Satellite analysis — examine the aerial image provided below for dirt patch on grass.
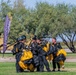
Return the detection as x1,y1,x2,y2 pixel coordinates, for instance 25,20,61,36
62,68,76,72
66,58,76,62
0,57,15,62
0,57,76,62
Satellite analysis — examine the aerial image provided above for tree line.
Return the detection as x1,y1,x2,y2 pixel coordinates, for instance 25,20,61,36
0,0,76,53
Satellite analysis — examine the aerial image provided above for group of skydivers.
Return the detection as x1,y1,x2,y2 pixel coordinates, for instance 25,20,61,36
12,35,65,73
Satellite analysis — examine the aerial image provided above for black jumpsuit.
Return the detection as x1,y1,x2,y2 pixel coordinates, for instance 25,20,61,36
12,42,25,72
50,43,62,71
37,44,51,72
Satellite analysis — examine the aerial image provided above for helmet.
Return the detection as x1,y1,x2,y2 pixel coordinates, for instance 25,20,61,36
21,35,26,40
17,35,26,42
32,35,37,40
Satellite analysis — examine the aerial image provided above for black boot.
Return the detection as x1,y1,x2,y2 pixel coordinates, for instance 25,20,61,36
47,68,51,72
52,69,55,72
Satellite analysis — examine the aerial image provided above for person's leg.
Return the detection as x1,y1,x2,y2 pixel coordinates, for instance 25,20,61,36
16,54,24,73
16,61,23,72
57,62,60,71
16,56,21,73
52,59,56,71
42,56,51,72
39,56,44,72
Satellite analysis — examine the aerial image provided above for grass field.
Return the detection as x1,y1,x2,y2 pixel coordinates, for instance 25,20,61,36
0,53,76,75
0,62,76,75
0,53,76,57
0,53,14,57
66,53,76,58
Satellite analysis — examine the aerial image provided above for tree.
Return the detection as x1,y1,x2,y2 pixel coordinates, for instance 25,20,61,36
9,0,28,42
0,0,12,36
33,2,55,37
50,4,76,53
32,3,76,53
0,1,76,52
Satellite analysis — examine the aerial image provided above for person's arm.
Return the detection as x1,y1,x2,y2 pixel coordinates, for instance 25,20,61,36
57,42,62,49
17,42,24,52
12,44,17,55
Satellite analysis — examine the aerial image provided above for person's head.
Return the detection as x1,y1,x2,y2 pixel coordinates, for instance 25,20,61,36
17,35,26,43
52,37,56,44
37,37,43,44
32,35,37,43
0,33,1,36
37,39,41,44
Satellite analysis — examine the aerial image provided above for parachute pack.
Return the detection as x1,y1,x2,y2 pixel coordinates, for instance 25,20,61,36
19,43,67,71
19,50,35,71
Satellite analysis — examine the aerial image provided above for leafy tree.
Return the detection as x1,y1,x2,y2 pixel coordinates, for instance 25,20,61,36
9,0,29,42
0,1,76,52
34,2,55,37
0,0,12,36
33,3,76,53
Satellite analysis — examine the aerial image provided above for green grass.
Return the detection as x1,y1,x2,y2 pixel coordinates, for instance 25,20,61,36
65,62,76,68
0,53,13,57
0,53,76,75
62,45,68,49
67,53,76,58
0,53,76,58
0,62,76,75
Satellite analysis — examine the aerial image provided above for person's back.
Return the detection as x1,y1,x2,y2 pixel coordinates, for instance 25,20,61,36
30,42,38,55
30,37,40,68
37,39,51,72
12,35,26,73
